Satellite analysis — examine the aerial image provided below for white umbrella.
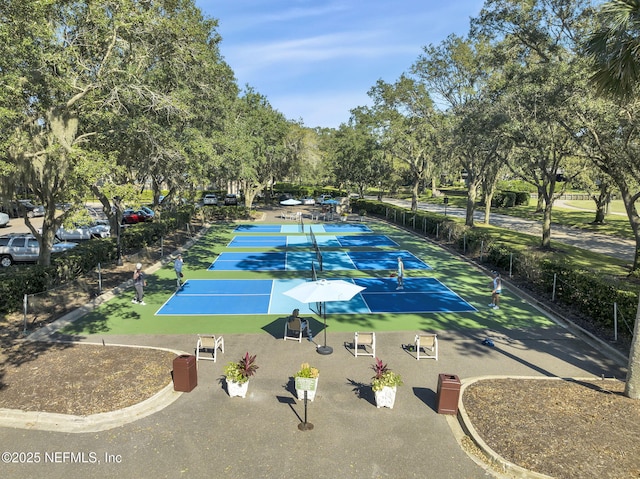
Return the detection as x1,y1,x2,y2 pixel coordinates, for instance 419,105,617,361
284,279,365,355
280,198,302,206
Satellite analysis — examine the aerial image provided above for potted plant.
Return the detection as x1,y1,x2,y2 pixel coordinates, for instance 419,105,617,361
340,211,349,222
294,362,319,401
223,352,258,398
371,358,403,409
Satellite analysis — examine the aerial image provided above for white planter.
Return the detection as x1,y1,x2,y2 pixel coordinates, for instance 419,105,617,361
227,379,249,398
295,376,319,402
374,386,397,409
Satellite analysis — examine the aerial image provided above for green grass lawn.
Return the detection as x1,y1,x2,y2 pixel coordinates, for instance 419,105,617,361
62,219,558,337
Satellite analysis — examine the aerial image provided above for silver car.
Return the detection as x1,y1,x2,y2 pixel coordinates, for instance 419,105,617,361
0,212,9,227
0,234,77,267
56,223,111,241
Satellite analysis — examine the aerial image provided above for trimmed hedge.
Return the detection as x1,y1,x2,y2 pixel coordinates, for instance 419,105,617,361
0,208,196,314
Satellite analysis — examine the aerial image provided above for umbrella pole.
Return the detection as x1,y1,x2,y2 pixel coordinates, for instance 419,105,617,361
317,301,333,355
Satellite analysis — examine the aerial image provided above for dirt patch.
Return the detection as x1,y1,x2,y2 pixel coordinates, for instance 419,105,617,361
462,378,640,479
0,344,176,416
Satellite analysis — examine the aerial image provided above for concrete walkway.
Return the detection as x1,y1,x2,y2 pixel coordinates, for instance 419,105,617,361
0,205,629,479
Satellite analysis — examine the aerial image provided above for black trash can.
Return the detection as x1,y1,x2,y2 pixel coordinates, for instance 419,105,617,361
173,355,197,392
436,373,461,414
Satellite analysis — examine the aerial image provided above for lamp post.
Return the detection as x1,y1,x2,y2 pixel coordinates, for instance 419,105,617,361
114,196,123,266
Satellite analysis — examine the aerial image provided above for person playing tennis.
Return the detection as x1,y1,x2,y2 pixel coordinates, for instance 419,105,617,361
174,253,184,289
396,257,404,290
489,271,502,310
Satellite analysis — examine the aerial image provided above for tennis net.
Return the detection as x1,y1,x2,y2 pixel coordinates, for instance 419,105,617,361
316,243,323,272
309,226,318,252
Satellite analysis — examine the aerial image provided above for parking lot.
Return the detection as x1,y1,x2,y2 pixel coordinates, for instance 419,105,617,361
1,215,44,235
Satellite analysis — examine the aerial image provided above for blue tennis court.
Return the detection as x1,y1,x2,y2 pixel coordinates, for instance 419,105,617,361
155,278,476,316
234,224,372,233
227,234,397,248
208,250,431,271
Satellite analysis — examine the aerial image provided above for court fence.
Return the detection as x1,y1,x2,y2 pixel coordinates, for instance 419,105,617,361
352,199,637,352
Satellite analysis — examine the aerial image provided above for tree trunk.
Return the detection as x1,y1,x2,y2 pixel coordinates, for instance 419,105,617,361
617,186,640,272
483,194,493,224
624,293,640,399
411,178,419,211
535,186,545,213
541,202,552,249
465,178,480,227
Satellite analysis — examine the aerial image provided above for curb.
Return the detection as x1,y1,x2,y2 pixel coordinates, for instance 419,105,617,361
0,343,188,433
453,375,612,479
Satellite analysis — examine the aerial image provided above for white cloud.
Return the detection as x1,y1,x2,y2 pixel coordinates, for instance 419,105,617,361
227,31,416,78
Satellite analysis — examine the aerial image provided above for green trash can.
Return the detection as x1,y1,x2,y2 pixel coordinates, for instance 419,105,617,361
436,373,461,414
173,355,197,392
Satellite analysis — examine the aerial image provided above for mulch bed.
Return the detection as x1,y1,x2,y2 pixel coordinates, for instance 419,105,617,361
0,344,175,416
462,378,640,479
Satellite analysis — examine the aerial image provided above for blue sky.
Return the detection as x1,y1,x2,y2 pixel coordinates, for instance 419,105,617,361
195,1,486,129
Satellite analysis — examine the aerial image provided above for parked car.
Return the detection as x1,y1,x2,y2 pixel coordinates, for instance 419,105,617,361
1,200,45,218
139,206,155,219
301,197,315,205
86,206,109,225
122,208,153,224
315,194,333,205
0,234,77,267
0,212,9,227
17,200,45,218
203,194,218,205
55,223,111,241
224,194,238,206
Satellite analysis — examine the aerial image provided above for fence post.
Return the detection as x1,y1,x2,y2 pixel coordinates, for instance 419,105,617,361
614,302,618,342
98,262,103,295
552,273,557,301
480,240,484,262
463,234,467,254
161,236,164,257
23,294,28,335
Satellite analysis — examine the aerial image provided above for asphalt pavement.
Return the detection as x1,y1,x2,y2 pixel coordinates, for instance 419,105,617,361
0,203,631,479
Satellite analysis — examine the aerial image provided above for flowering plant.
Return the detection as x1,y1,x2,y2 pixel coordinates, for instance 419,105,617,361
371,358,403,392
224,352,258,384
294,362,319,379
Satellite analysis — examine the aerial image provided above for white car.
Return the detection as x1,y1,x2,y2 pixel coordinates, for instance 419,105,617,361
56,224,111,241
300,197,315,205
203,194,218,205
0,212,9,227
